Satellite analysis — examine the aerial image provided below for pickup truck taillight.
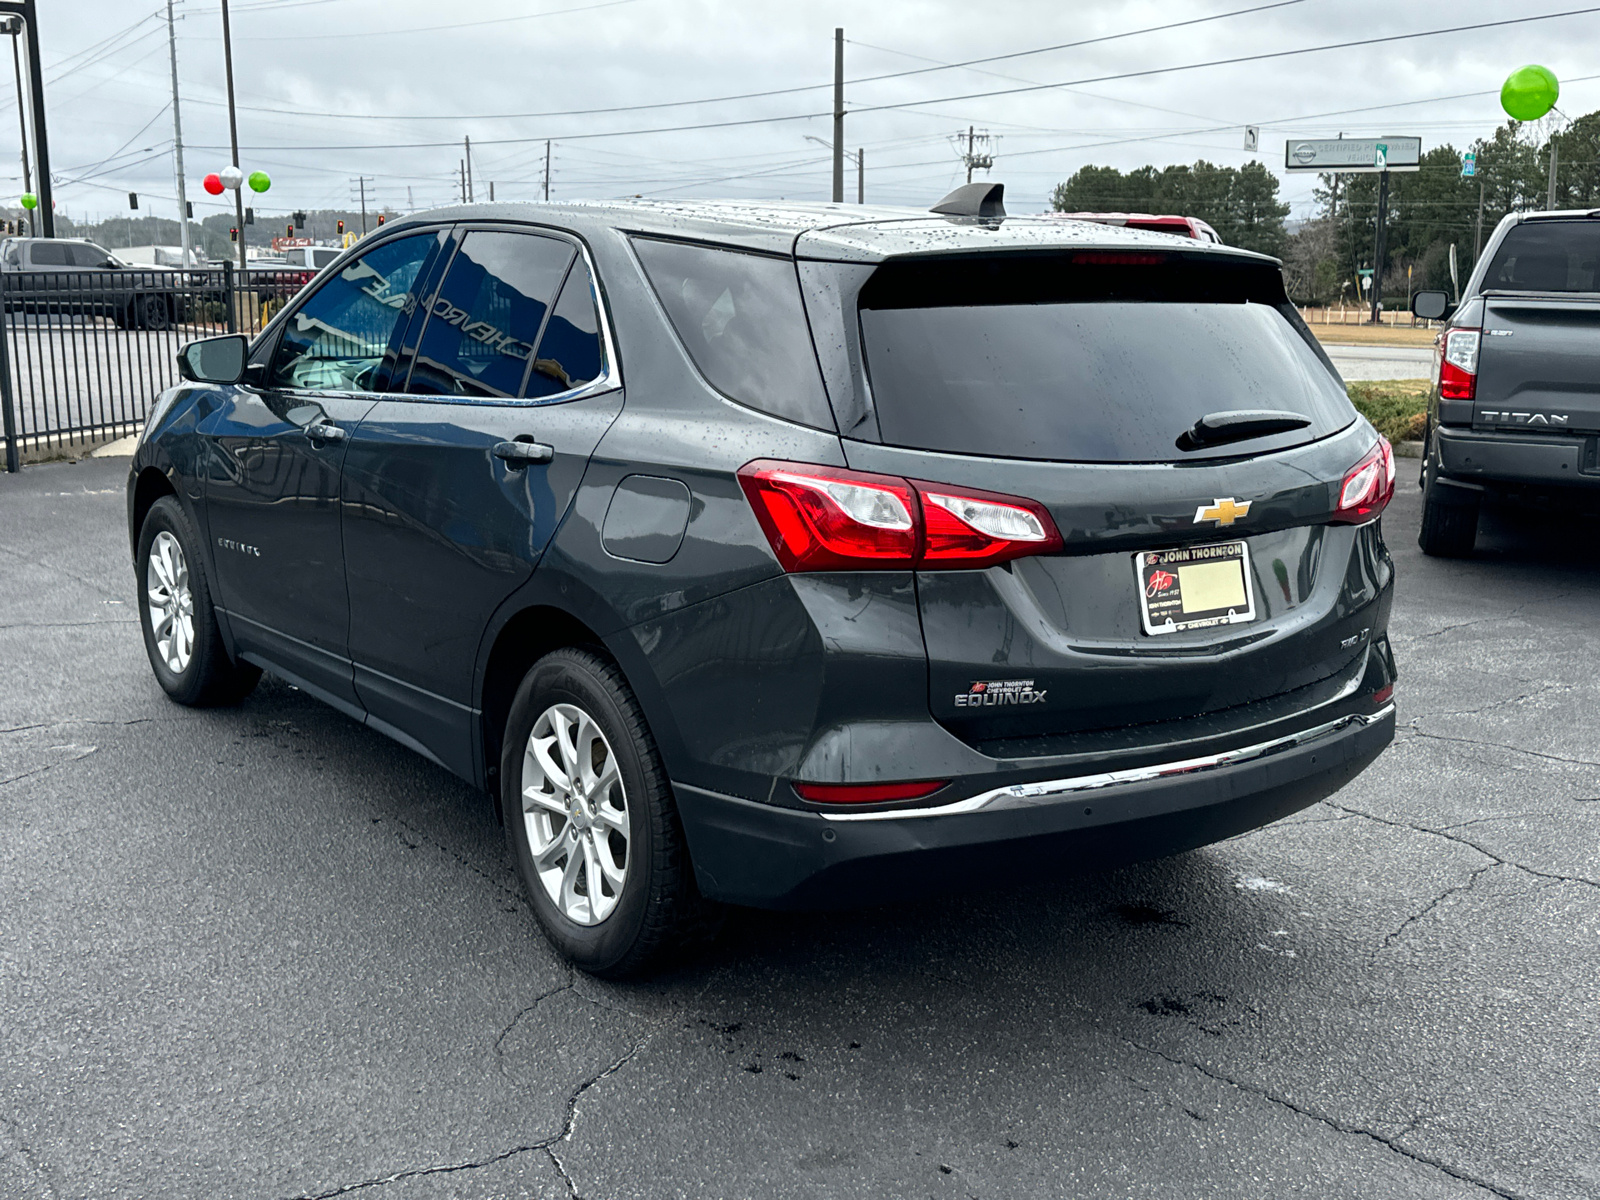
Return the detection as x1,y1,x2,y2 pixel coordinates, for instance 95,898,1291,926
1438,327,1480,400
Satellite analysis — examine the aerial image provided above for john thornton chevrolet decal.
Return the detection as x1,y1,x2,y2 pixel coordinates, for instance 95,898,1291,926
955,679,1048,707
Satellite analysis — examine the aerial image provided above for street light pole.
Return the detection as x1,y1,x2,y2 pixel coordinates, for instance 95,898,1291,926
831,28,844,203
164,0,193,268
218,0,246,271
4,21,29,234
0,2,54,237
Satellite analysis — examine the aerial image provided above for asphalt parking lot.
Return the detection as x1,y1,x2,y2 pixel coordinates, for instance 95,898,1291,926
3,456,1598,1200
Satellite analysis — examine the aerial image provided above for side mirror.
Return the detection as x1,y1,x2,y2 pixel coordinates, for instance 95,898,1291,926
177,334,248,385
1411,290,1452,321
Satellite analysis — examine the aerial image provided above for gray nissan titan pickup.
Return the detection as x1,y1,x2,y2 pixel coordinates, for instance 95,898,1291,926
1412,210,1600,556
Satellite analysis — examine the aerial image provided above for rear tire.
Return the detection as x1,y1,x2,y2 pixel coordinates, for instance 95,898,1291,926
499,647,718,978
136,497,261,705
1418,451,1480,557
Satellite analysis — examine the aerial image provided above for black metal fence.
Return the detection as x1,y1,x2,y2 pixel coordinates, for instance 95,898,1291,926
0,263,316,471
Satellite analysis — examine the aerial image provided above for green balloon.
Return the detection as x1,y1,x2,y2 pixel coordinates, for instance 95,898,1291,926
247,170,271,193
1501,64,1559,121
18,192,35,210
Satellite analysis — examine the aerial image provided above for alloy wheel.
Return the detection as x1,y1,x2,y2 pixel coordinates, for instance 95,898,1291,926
146,530,194,673
520,702,631,925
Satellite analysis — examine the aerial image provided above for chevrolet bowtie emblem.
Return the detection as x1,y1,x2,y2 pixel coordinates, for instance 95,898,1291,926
1195,498,1251,526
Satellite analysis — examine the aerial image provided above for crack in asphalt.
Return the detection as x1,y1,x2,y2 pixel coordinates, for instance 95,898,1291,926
0,1113,59,1200
1322,800,1600,893
493,979,577,1067
373,811,526,907
1405,729,1600,773
0,619,137,630
0,744,98,788
0,541,125,602
1404,682,1576,721
1377,863,1497,953
278,1035,653,1200
1130,1041,1526,1199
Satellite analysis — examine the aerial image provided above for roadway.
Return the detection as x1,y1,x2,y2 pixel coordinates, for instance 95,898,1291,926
2,456,1598,1200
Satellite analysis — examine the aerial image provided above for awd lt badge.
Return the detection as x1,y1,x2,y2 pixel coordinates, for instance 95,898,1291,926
1194,498,1251,526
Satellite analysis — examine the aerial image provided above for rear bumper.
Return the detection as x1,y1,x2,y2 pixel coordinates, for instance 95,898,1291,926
1435,426,1598,488
675,704,1395,910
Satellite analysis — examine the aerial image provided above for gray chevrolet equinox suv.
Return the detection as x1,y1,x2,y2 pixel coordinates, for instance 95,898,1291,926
128,189,1398,976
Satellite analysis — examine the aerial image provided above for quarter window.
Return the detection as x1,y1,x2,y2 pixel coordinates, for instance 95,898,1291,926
632,237,834,430
526,257,605,399
270,233,436,392
407,231,573,399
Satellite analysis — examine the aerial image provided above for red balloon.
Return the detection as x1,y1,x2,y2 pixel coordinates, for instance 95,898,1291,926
202,173,224,196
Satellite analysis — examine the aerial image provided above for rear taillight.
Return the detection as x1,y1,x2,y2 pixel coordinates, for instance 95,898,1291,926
1331,437,1395,524
737,460,1063,572
1438,327,1480,400
793,779,948,804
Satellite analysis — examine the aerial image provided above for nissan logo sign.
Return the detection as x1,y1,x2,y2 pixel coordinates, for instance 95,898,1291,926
1292,143,1317,165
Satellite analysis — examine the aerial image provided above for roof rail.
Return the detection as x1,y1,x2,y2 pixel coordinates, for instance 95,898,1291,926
931,182,1005,219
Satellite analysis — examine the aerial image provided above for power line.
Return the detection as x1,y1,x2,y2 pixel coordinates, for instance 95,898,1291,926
202,0,1308,122
855,7,1600,115
237,0,645,40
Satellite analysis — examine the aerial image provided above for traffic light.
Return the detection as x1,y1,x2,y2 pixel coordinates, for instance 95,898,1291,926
128,192,138,209
229,227,238,242
376,213,386,226
336,219,344,236
286,224,294,237
186,201,193,218
244,207,254,225
293,210,307,227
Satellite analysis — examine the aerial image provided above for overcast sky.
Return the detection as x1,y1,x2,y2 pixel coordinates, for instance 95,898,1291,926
21,0,1600,228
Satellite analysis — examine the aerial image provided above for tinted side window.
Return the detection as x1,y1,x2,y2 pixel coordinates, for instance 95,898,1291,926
527,257,605,399
1484,221,1600,292
407,231,573,399
632,237,834,430
77,244,114,266
30,243,67,266
270,233,435,392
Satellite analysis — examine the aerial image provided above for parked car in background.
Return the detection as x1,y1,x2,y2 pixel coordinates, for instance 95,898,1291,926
0,237,187,329
1050,211,1223,243
1411,209,1600,556
129,191,1396,976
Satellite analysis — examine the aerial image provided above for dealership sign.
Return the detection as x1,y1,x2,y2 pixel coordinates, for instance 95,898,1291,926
1284,136,1421,173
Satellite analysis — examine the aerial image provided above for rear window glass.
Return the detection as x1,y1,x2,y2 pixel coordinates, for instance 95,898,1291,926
858,254,1350,464
1484,220,1600,292
632,237,834,431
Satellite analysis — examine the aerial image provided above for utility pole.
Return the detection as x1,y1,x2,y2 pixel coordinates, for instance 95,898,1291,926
4,20,29,235
407,185,413,211
967,125,975,183
488,181,494,202
458,160,465,203
544,140,551,201
356,176,368,234
831,28,844,203
464,135,473,203
163,0,193,267
218,0,245,270
1547,139,1559,210
1369,168,1390,325
857,147,864,204
1474,180,1485,264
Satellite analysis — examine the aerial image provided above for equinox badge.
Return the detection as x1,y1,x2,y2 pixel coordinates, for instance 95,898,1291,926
1194,498,1251,526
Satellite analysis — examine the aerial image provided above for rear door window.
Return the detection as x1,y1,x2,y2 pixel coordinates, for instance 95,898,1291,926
407,230,573,399
632,237,834,430
29,243,67,266
1483,220,1600,292
857,253,1351,463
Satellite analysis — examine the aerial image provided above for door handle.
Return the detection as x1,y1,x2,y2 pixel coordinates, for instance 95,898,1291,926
493,440,554,467
305,420,347,444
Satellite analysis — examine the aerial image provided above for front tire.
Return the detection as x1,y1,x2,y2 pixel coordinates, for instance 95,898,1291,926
137,496,261,705
500,647,714,978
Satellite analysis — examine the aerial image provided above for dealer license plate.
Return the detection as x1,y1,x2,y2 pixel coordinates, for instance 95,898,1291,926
1135,541,1257,636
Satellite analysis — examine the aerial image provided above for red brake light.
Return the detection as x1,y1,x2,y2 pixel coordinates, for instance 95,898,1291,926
1331,438,1395,524
1071,251,1167,266
737,460,1064,572
793,779,948,804
737,462,917,571
1438,327,1480,400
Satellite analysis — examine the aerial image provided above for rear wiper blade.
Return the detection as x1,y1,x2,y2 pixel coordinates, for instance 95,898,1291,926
1177,409,1311,451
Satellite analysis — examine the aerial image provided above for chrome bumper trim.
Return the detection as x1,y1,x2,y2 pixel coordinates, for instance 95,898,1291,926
816,704,1396,823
